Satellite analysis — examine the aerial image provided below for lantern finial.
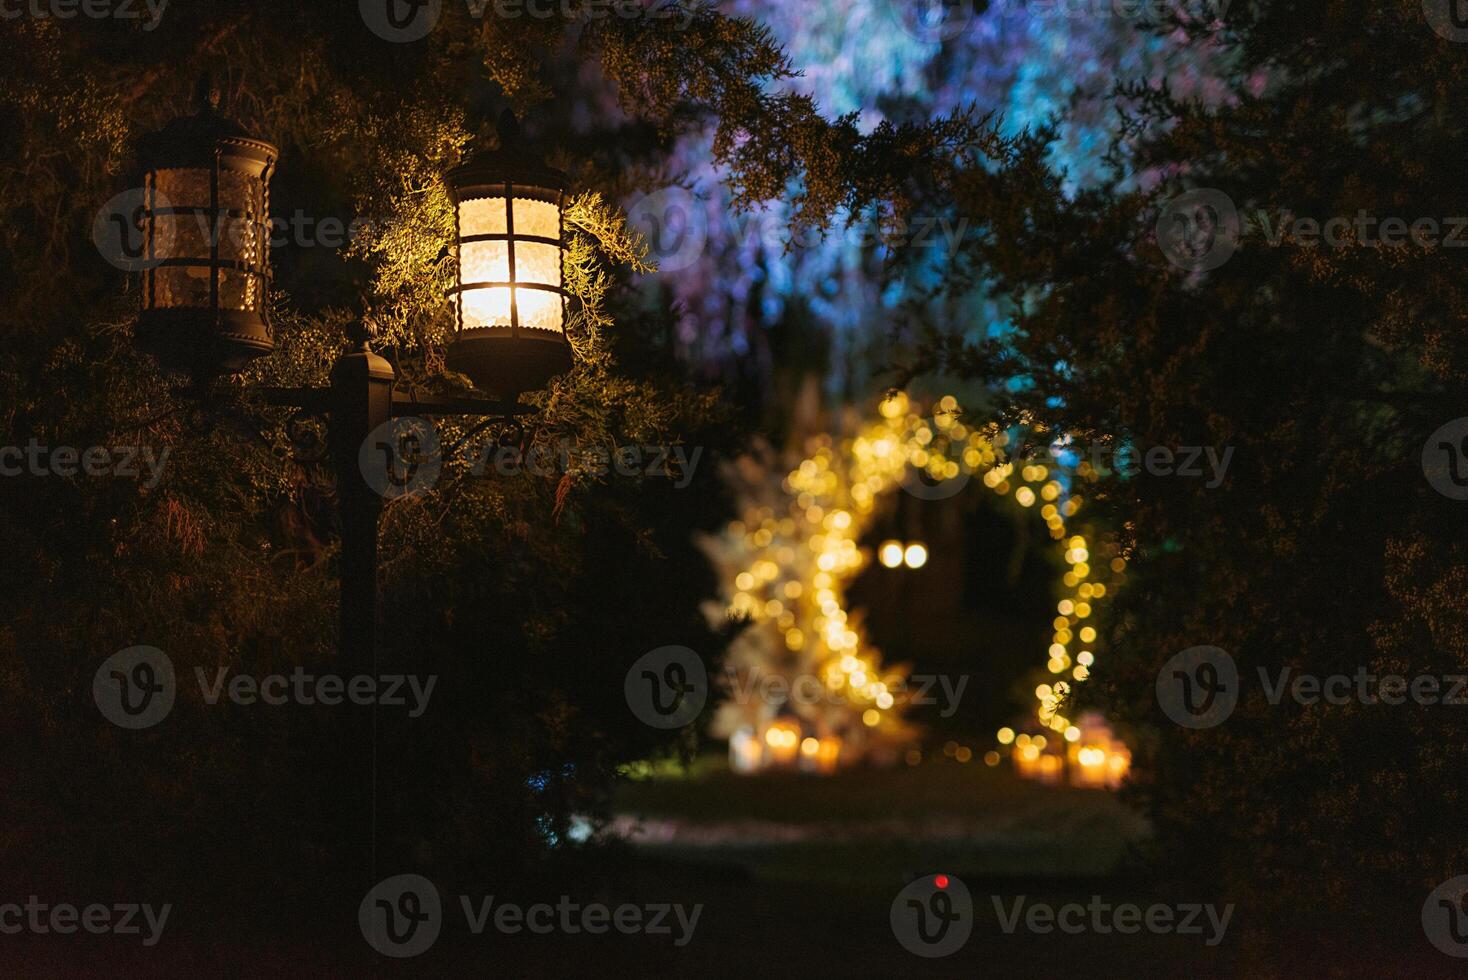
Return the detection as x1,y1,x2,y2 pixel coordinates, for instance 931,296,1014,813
496,108,521,148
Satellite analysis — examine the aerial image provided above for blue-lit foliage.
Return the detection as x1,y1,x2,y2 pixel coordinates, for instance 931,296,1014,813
625,1,1228,393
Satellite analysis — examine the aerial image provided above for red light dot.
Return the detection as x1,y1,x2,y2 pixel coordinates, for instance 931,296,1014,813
934,874,949,889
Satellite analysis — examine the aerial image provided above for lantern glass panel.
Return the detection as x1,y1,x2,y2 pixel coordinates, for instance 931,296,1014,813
461,240,511,283
218,215,262,265
513,198,558,239
516,285,561,331
455,192,564,333
217,169,258,203
154,167,209,201
154,266,210,307
144,165,269,313
461,197,507,235
218,269,264,311
515,241,561,287
459,239,511,329
156,211,206,258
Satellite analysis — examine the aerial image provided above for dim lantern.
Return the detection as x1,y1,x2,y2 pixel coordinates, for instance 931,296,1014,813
135,84,277,378
446,110,572,399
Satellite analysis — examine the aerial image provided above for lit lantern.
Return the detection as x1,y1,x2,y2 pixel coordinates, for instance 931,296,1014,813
814,736,843,775
797,736,843,775
446,110,572,399
135,83,277,378
729,727,763,774
1105,747,1131,789
763,720,802,768
1069,745,1110,789
1013,741,1043,780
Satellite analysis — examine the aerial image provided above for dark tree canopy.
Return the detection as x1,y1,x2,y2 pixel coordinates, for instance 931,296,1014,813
911,0,1468,913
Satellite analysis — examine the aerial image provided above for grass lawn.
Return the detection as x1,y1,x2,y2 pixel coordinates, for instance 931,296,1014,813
609,755,1150,883
4,759,1441,977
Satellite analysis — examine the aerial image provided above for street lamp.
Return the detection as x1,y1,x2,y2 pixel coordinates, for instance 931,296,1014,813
135,83,277,381
128,90,574,893
130,92,545,663
446,109,572,399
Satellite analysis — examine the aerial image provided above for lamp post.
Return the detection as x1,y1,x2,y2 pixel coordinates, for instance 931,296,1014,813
132,89,574,887
134,93,572,663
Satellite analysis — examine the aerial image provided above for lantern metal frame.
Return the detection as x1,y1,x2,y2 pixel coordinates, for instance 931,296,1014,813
445,111,574,399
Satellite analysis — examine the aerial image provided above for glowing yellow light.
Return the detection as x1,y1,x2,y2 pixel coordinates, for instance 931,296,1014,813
735,572,755,591
1064,726,1080,742
862,709,880,727
878,540,904,568
879,394,908,418
1079,626,1097,643
997,727,1016,744
903,543,928,568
